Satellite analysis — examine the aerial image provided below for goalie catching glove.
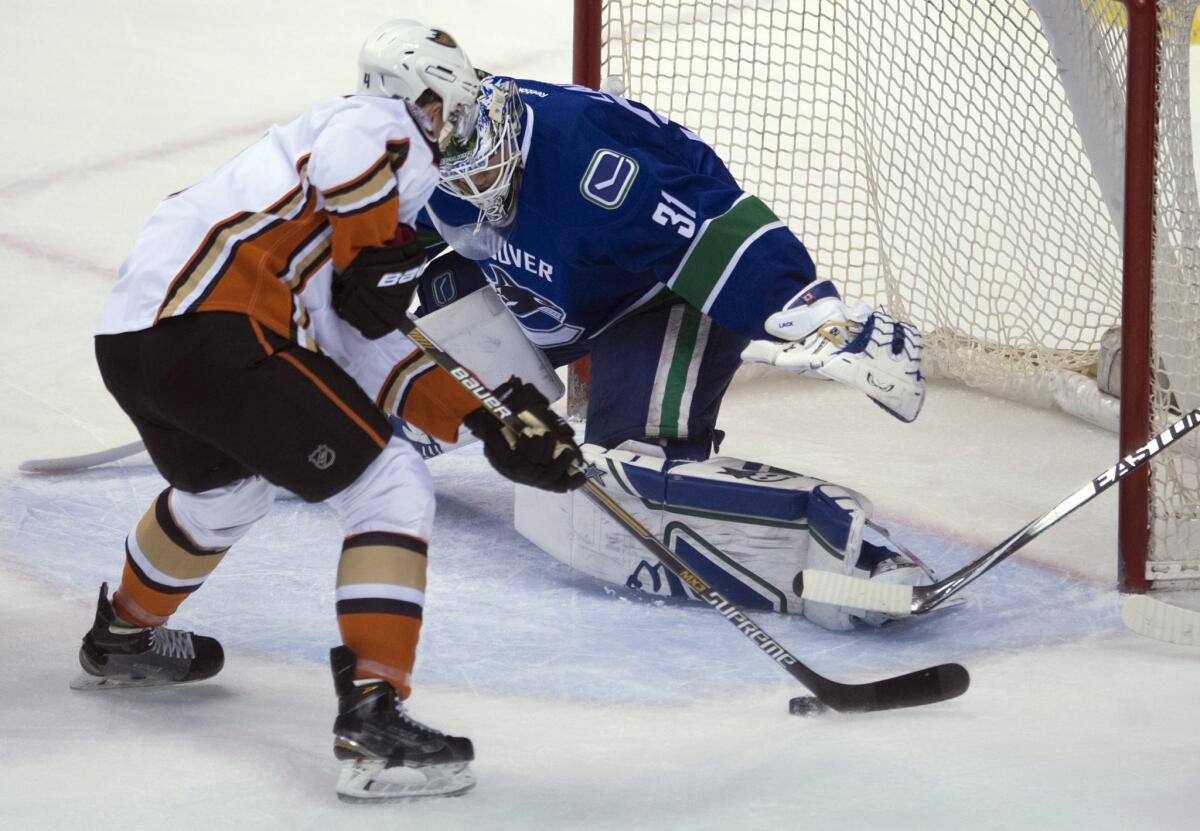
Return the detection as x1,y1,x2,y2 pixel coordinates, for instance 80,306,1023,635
332,226,427,340
741,280,926,422
462,377,586,493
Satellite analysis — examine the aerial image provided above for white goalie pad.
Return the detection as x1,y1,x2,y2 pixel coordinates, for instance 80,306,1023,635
513,444,878,618
417,285,564,403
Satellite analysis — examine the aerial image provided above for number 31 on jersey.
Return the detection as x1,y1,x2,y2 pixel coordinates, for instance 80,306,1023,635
653,190,696,238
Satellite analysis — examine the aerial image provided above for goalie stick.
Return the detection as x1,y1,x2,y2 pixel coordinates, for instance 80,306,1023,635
19,440,146,473
797,407,1200,617
399,314,969,714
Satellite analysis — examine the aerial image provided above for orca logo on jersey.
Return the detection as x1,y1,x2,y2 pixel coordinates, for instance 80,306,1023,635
484,264,584,347
580,149,638,209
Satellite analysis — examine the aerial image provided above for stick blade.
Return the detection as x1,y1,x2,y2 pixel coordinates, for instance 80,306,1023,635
18,441,146,473
796,570,914,616
1122,594,1200,647
816,662,970,714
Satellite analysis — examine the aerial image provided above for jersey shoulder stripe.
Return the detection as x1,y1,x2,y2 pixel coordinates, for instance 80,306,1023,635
665,194,784,312
322,141,408,214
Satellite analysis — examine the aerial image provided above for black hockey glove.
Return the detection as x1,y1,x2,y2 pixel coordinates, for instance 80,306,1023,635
462,377,586,493
331,235,426,340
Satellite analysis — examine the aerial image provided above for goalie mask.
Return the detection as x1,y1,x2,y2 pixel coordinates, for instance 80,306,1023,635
356,19,480,150
437,77,525,226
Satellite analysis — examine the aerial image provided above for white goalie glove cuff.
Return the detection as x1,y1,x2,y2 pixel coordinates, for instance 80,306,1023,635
762,281,869,344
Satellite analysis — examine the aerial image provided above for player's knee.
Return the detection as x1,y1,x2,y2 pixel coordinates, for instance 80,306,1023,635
170,476,278,549
325,437,436,539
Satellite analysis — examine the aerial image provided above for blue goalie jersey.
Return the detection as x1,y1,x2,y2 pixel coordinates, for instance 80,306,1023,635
419,78,823,355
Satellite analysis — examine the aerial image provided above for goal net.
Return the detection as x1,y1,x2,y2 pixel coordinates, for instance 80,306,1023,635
576,0,1200,589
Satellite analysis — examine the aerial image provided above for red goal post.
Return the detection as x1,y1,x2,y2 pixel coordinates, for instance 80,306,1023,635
571,0,1200,592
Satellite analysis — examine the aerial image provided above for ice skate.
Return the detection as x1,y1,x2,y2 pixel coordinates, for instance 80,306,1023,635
330,645,475,802
70,583,224,690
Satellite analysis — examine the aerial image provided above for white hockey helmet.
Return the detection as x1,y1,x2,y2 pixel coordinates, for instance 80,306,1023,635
437,77,525,224
356,19,480,149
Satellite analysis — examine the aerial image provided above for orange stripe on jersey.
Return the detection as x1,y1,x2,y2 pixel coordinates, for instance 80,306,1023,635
376,349,429,414
250,320,389,449
327,198,402,271
188,208,330,337
397,365,484,444
322,141,410,269
276,218,332,291
158,182,312,321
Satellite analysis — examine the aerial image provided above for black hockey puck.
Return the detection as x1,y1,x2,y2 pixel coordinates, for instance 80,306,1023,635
788,696,828,716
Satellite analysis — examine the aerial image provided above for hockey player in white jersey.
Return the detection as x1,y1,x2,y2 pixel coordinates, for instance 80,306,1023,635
74,21,583,802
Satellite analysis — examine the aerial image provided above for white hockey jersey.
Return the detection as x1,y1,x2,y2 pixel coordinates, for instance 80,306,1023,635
97,96,480,443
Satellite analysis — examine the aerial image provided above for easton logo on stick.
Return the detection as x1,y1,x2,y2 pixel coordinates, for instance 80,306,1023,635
1092,409,1200,491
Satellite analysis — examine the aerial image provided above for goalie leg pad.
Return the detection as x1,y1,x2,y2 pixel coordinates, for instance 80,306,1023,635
516,445,827,613
802,485,870,631
802,485,932,630
514,446,929,630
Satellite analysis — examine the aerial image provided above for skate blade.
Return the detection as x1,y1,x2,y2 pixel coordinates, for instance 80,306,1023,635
336,759,476,802
69,672,184,691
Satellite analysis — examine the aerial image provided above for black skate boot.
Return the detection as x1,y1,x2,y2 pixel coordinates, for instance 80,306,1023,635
70,583,223,690
330,645,475,801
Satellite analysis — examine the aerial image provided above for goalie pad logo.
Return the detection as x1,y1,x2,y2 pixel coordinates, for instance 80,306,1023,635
579,460,608,485
717,466,794,483
580,149,638,209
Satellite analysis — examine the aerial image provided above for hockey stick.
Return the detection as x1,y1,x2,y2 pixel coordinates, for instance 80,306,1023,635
400,315,969,713
1121,594,1200,647
797,408,1200,617
19,440,147,473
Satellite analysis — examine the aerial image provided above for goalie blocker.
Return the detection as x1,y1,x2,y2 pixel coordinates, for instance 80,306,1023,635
514,443,934,631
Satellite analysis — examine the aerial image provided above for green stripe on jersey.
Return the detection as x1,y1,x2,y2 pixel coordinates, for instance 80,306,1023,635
667,195,782,310
656,305,704,439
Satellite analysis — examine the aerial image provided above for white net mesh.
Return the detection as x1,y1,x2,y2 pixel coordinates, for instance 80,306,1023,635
1149,4,1200,578
597,0,1200,581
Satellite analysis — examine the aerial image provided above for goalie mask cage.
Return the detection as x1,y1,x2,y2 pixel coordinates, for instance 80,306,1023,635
571,0,1200,592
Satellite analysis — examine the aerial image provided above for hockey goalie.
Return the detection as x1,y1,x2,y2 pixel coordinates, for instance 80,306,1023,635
396,75,933,631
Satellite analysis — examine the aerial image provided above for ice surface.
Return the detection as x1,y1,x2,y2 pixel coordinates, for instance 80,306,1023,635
2,3,1199,830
